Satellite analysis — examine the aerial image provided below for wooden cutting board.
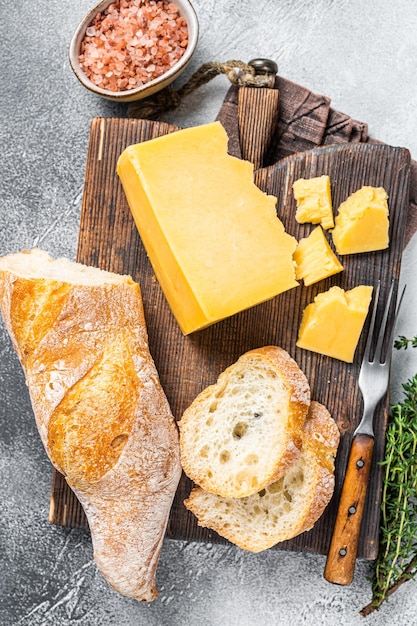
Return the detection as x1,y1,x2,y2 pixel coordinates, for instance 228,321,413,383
50,117,410,559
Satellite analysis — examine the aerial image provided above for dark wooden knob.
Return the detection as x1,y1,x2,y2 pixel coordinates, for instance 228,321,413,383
248,58,278,76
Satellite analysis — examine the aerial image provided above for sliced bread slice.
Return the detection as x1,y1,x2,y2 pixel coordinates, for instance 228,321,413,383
184,401,340,552
179,346,311,498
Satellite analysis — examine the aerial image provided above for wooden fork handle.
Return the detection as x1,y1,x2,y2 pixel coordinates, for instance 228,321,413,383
324,433,374,585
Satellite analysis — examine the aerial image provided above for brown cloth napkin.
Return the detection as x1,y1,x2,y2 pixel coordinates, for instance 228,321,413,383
216,75,417,248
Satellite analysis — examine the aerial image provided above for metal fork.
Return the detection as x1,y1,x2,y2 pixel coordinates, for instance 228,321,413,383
324,279,405,586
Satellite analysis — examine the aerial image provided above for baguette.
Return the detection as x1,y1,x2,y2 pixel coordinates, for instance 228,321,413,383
179,346,310,498
185,401,340,552
0,249,182,601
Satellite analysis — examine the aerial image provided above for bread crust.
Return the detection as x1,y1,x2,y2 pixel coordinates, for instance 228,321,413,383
0,249,182,601
184,401,340,552
179,346,310,498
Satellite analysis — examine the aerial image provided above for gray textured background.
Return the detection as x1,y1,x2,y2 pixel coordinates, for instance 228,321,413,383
1,0,417,624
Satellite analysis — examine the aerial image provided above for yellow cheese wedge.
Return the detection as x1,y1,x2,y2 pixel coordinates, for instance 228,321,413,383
332,186,389,255
294,226,343,286
117,122,298,335
296,285,373,362
293,175,334,229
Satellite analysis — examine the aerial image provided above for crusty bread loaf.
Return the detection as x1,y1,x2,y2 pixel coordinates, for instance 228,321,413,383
0,248,182,601
184,401,340,552
179,346,311,498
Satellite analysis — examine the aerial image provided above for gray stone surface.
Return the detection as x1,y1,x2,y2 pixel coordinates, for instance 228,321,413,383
1,0,417,624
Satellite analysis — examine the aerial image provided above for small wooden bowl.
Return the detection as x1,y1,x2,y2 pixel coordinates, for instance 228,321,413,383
69,0,199,103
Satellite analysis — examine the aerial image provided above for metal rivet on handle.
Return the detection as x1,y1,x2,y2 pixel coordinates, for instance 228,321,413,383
248,58,278,76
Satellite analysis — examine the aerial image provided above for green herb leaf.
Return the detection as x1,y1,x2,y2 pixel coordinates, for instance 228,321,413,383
361,370,417,616
394,335,417,350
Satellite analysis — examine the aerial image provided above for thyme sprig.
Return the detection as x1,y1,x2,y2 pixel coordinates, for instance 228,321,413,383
361,338,417,617
394,334,417,350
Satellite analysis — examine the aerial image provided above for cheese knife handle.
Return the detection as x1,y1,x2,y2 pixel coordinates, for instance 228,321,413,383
324,433,374,586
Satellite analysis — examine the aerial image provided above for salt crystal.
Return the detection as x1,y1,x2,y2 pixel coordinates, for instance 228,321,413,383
79,0,188,92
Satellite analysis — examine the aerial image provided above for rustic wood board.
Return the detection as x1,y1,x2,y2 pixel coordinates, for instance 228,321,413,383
50,117,410,560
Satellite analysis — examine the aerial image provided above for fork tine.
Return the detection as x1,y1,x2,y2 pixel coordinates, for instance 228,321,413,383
368,279,406,365
362,280,381,362
373,279,395,364
385,282,406,360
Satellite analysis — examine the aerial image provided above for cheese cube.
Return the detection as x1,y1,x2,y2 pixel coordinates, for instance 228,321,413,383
296,285,373,362
294,226,343,286
293,175,334,229
117,122,298,335
332,186,389,255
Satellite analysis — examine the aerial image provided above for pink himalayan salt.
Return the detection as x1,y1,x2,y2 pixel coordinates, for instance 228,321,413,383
79,0,188,92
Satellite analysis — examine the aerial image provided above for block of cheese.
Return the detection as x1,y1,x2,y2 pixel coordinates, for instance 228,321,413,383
293,175,334,229
294,226,343,286
296,285,373,362
117,122,298,334
332,186,389,255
